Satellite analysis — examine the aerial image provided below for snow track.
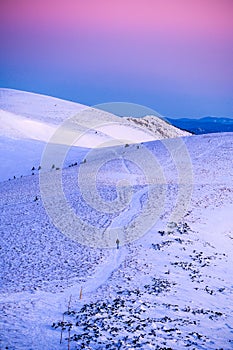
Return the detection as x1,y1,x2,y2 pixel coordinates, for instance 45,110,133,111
65,246,128,297
1,132,233,349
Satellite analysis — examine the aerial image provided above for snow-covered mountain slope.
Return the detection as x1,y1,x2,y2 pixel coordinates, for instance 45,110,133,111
0,89,190,181
0,89,189,141
0,88,86,125
0,132,232,349
126,115,190,139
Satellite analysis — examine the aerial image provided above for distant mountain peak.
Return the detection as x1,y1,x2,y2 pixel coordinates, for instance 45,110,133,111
167,116,233,135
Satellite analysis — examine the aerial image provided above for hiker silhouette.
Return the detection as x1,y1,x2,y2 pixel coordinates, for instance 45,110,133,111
116,238,120,249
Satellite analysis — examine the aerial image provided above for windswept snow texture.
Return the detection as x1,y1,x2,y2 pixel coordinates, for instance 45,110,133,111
0,89,190,182
0,132,233,349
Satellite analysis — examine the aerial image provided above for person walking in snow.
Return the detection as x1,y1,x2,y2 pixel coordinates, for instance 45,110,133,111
116,238,120,249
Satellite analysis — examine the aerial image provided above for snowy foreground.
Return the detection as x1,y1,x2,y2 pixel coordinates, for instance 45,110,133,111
1,130,233,349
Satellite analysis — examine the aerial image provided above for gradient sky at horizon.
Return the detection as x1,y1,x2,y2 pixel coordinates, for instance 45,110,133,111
0,0,232,118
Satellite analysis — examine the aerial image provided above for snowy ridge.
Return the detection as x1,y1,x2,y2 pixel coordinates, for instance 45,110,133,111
0,131,233,349
0,89,190,144
0,88,86,125
125,115,190,139
0,89,190,181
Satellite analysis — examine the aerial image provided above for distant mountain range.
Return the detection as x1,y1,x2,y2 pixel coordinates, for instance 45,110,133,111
167,117,233,135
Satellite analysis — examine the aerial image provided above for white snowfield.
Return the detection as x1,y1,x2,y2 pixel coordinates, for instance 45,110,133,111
0,88,190,182
0,89,233,349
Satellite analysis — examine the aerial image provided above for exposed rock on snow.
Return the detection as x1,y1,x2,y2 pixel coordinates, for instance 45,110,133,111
0,129,233,349
0,89,232,349
125,115,190,139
